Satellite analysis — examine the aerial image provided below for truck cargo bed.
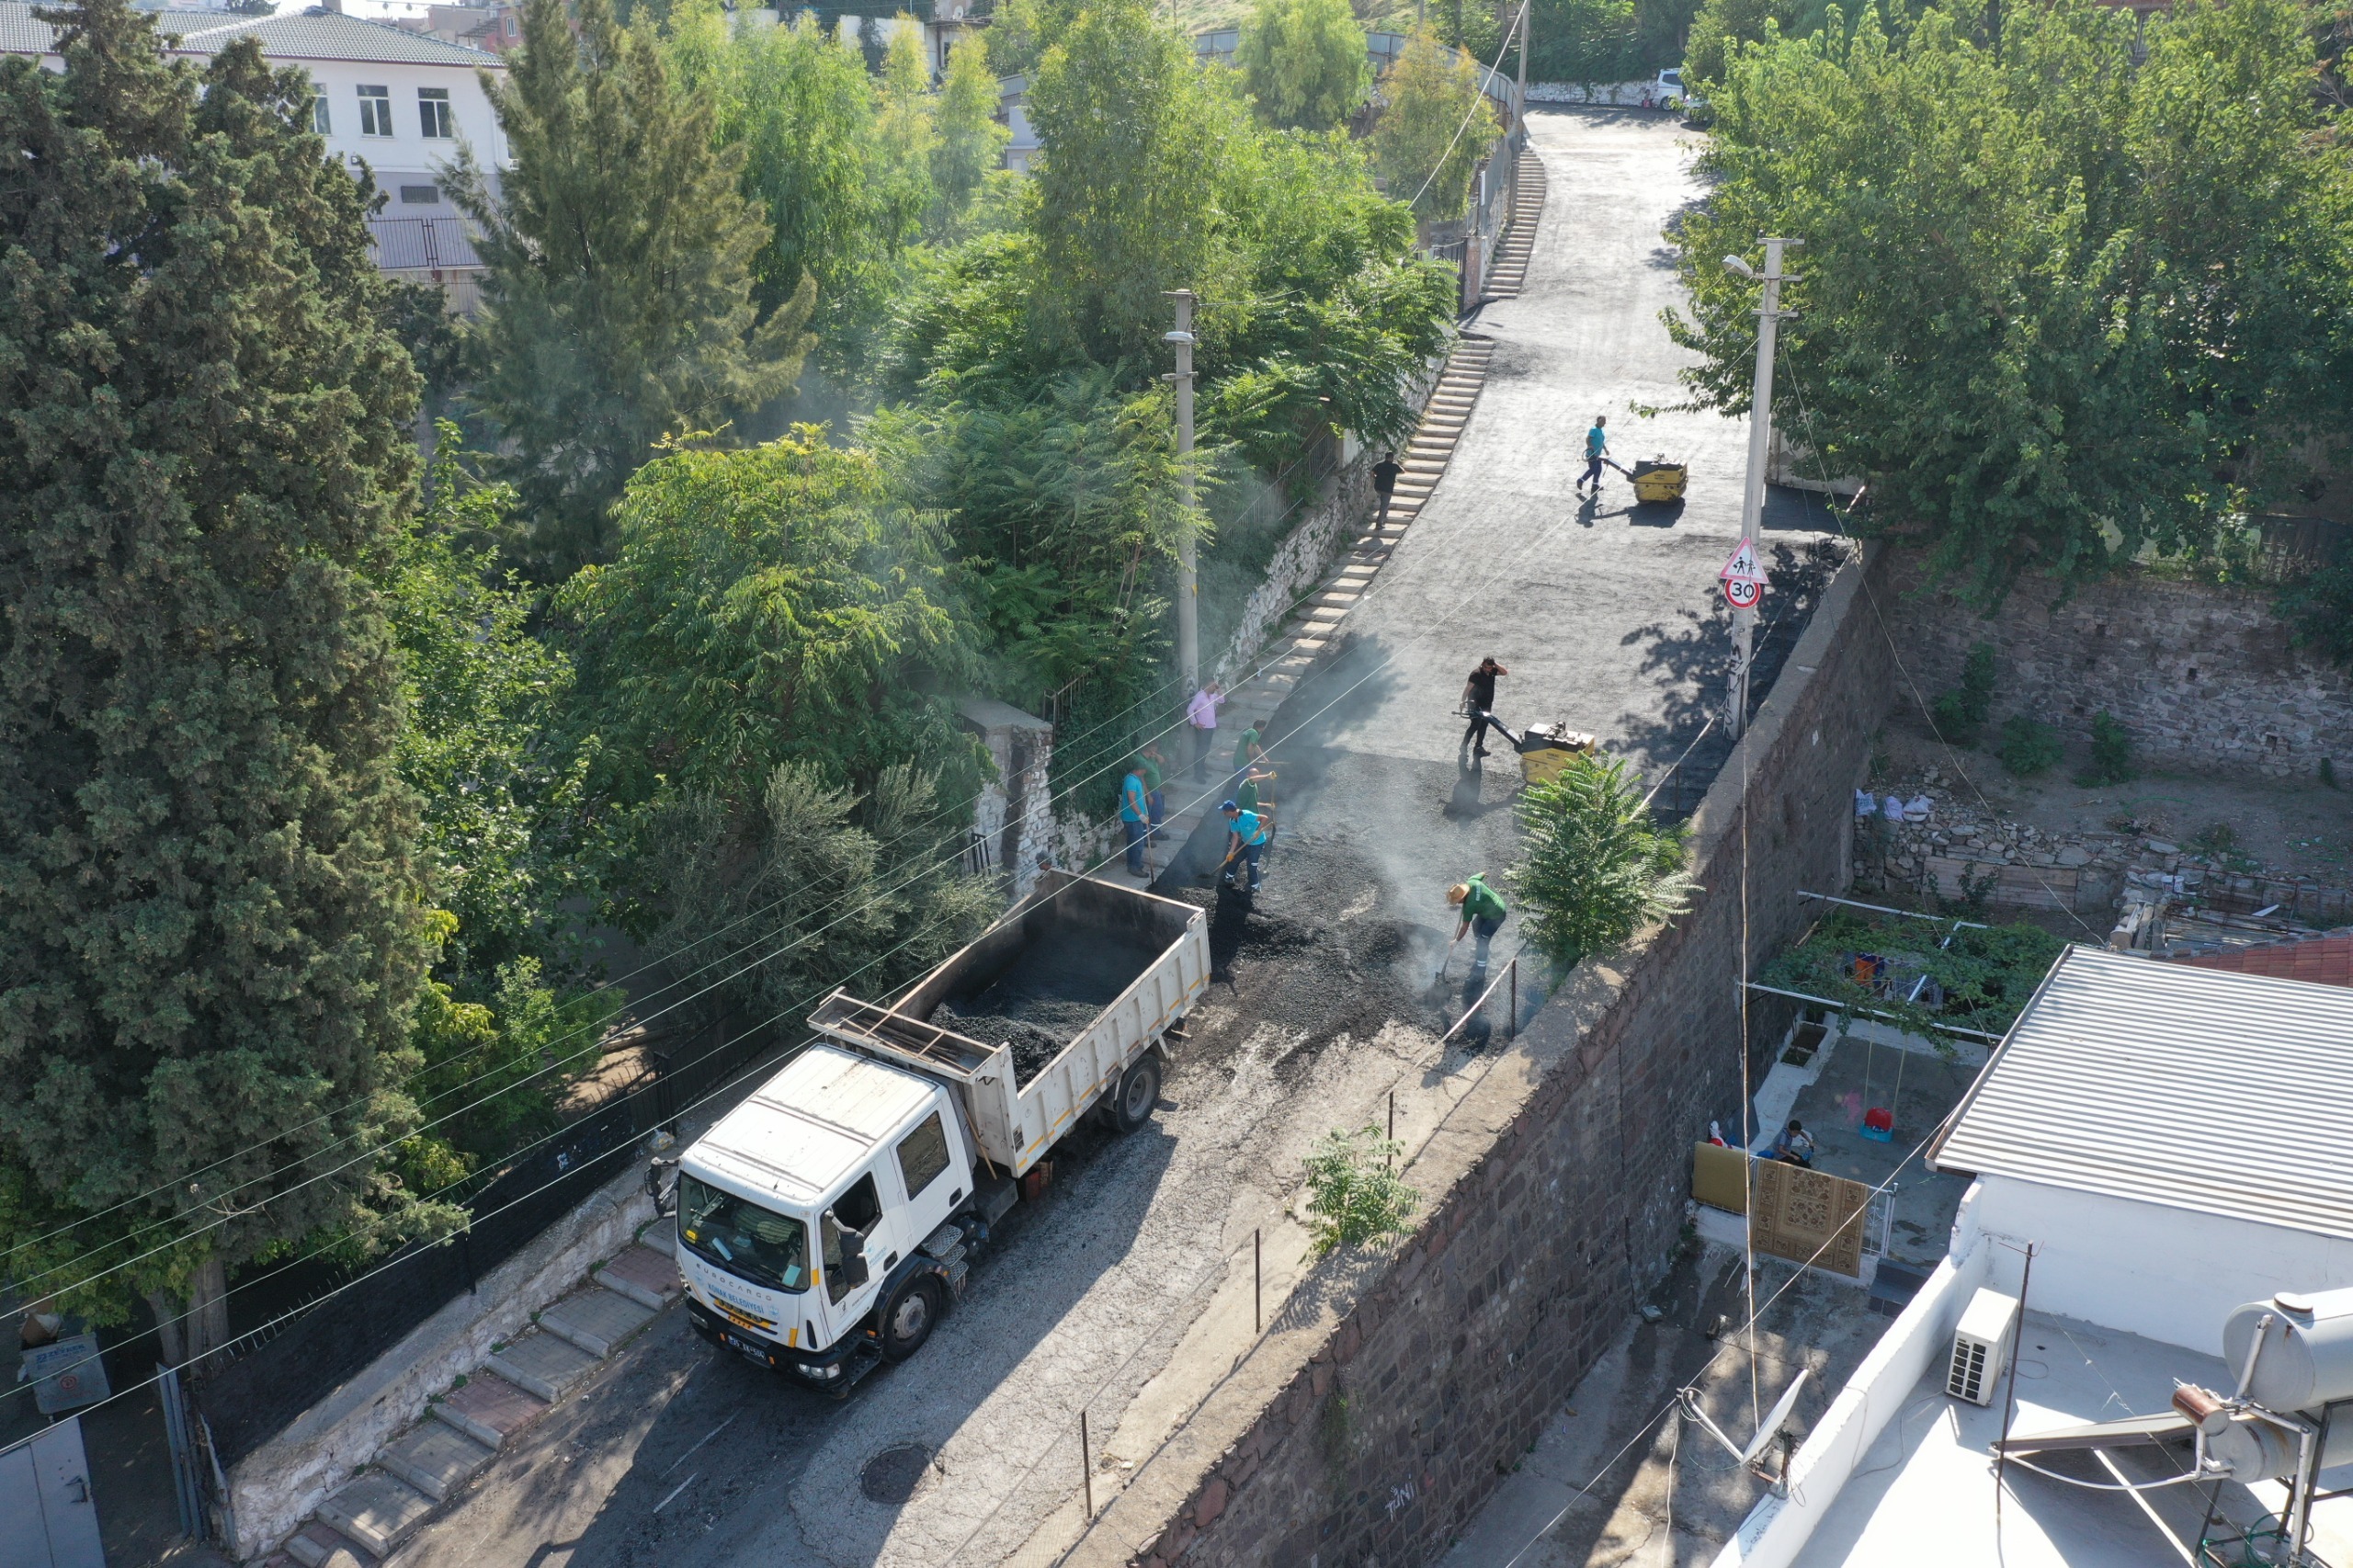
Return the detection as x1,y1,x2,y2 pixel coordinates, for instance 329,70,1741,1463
809,871,1209,1175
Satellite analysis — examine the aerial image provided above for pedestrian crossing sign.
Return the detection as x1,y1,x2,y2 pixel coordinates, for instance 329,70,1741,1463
1720,538,1765,608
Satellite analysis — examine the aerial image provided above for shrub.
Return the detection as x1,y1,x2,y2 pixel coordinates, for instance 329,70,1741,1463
1997,715,2063,777
2075,711,2135,786
1510,752,1698,971
1929,641,1997,744
1302,1126,1419,1256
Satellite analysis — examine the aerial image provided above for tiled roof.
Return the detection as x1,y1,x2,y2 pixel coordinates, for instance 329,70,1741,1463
0,4,501,66
172,10,502,66
2169,931,2353,990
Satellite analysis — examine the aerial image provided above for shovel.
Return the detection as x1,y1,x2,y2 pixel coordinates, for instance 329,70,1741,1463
1436,928,1464,982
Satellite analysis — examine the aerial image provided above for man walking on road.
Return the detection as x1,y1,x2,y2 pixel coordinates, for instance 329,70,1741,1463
1219,799,1270,892
1138,742,1169,848
1576,415,1610,494
1188,680,1225,779
1461,657,1507,758
1448,874,1508,974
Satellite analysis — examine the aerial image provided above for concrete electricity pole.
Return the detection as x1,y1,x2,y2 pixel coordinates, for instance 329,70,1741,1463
1725,237,1798,742
1514,0,1529,129
1165,290,1199,698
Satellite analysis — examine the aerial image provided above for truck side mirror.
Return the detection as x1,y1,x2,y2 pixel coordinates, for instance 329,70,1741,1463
840,1229,870,1289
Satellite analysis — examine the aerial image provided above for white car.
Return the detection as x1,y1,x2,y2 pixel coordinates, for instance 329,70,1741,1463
1652,67,1704,112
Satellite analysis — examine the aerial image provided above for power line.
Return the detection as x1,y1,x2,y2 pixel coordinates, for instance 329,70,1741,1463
4,646,1230,1285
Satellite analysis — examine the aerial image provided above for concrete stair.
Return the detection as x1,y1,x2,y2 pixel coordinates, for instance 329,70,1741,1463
1479,151,1549,301
270,1221,681,1563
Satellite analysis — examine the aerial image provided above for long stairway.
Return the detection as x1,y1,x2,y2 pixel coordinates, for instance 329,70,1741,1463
1479,150,1548,301
267,1231,682,1567
1103,330,1510,885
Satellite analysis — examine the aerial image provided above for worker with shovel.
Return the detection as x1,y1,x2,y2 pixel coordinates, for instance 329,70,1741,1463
1444,875,1508,977
1219,799,1271,893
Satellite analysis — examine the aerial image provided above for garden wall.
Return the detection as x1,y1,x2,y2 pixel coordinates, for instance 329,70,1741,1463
1070,548,1894,1568
1881,550,2353,781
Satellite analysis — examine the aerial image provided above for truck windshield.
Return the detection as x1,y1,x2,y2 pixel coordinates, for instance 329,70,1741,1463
678,1176,810,1293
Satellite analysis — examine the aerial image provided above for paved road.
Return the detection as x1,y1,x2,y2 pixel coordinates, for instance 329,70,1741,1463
381,107,1830,1568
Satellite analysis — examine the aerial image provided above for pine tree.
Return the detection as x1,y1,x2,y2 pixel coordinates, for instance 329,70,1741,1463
1238,0,1371,131
449,0,813,576
0,0,446,1351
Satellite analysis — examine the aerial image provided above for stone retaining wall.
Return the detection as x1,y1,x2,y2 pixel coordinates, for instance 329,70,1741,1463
1094,550,1893,1568
1881,551,2353,781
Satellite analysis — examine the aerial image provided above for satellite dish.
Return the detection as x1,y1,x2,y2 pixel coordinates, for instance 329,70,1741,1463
1680,1368,1812,1475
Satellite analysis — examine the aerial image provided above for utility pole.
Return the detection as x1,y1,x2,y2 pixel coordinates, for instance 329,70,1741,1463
1514,0,1529,131
1165,290,1199,699
1726,237,1798,742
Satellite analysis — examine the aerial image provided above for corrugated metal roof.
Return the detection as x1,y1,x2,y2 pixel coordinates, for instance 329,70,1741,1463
0,4,502,65
687,1044,941,1210
1930,945,2353,1240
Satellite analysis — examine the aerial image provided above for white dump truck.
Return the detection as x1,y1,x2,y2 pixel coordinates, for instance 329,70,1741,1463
669,871,1210,1390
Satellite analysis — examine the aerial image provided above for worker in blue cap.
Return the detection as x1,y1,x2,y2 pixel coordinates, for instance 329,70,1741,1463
1219,798,1270,892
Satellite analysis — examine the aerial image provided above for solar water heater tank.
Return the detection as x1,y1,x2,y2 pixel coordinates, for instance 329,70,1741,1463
2223,1288,2353,1412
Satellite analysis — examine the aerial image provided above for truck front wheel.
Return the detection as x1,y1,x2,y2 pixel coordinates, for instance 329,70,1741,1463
1111,1056,1162,1134
880,1276,943,1362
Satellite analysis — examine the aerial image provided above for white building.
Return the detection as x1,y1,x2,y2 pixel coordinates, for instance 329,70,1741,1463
1,3,506,303
1716,944,2353,1568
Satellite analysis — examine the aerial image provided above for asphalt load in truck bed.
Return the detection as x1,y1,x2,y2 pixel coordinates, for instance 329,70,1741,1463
933,928,1168,1087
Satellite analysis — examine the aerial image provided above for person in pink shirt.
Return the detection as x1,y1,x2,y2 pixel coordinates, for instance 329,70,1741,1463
1187,680,1225,779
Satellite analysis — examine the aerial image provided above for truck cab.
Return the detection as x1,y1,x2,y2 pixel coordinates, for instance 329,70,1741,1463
675,1044,984,1388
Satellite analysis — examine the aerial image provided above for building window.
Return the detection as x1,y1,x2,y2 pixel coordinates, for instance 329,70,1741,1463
358,84,392,137
312,86,330,134
398,184,440,205
418,87,454,140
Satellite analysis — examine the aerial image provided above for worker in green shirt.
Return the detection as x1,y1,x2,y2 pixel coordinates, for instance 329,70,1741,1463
1229,724,1264,796
1447,874,1508,974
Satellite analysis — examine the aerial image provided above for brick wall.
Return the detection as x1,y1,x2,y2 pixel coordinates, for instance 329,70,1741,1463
1101,551,1893,1568
1881,551,2353,781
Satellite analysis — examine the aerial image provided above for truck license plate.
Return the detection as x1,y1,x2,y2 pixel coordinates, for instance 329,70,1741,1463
722,1332,767,1365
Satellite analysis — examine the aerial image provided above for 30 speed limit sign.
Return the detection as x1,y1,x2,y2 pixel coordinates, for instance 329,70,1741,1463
1720,538,1766,609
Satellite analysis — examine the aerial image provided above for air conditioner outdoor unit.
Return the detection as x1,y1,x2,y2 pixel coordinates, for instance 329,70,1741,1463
1948,1288,2021,1406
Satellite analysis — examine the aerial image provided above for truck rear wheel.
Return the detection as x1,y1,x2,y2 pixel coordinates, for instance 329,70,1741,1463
1111,1056,1161,1134
880,1275,943,1362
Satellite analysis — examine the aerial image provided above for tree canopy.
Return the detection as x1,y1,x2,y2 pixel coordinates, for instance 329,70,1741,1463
0,0,441,1339
1673,0,2353,605
451,0,813,575
1239,0,1372,131
1370,26,1500,221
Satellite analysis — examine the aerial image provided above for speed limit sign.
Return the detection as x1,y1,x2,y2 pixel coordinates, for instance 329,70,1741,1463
1720,538,1766,609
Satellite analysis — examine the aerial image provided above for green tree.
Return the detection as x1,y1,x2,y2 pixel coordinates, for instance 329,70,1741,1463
556,430,987,819
450,0,813,576
1028,0,1248,358
1527,0,1652,84
874,18,940,251
0,0,443,1346
1672,0,2353,605
391,433,590,981
633,762,997,1026
1239,0,1372,130
986,0,1078,77
932,25,1012,232
1370,26,1499,220
1509,754,1697,970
